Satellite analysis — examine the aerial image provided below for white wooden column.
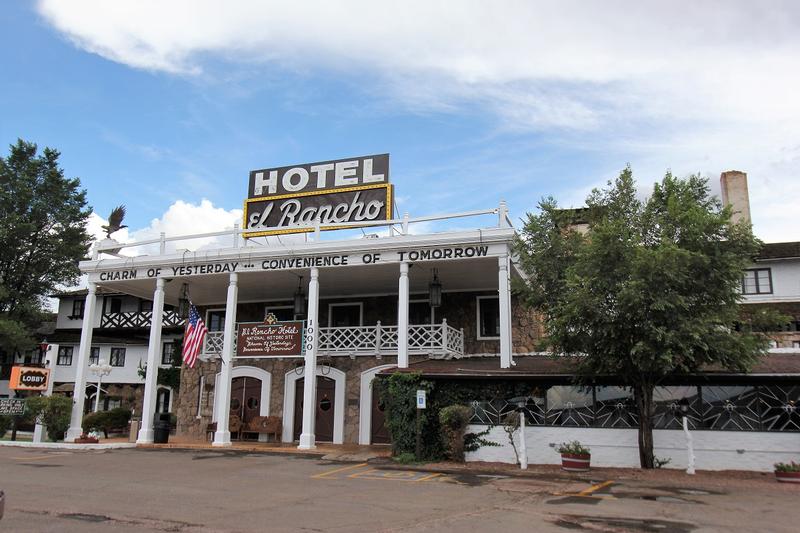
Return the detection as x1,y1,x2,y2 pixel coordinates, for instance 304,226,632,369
299,267,320,449
213,272,239,446
33,343,58,443
65,283,98,441
137,277,166,443
397,262,410,368
499,254,513,369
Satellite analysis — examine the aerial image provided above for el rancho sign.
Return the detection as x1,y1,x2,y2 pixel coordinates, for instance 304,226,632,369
237,316,304,357
243,154,392,237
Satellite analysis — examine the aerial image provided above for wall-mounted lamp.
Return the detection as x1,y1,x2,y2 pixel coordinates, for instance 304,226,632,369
294,277,306,316
429,268,442,308
178,283,190,319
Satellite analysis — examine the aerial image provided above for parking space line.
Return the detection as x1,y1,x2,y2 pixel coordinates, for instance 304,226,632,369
578,480,614,496
311,462,368,479
10,455,53,461
415,473,443,482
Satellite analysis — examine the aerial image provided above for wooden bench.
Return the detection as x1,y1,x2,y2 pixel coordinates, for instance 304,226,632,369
242,416,282,442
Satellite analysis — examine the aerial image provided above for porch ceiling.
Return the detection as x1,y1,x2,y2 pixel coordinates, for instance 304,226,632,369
94,257,510,306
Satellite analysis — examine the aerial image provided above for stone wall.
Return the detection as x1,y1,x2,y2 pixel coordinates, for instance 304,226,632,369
179,289,544,443
176,354,433,443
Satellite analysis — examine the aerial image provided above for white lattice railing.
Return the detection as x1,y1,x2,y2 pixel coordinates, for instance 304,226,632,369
202,320,464,358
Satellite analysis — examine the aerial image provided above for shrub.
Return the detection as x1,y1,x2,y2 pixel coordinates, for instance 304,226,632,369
82,408,131,437
25,395,73,441
393,452,418,465
556,440,590,456
439,405,472,462
774,461,800,473
0,414,11,439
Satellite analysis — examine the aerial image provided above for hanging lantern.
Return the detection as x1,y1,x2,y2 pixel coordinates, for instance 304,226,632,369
429,268,442,308
178,282,190,319
38,338,50,354
293,276,306,316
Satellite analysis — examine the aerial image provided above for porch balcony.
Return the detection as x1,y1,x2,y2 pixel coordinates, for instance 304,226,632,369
202,320,465,358
100,310,185,329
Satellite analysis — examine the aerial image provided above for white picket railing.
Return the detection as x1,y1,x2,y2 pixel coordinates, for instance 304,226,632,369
202,320,464,358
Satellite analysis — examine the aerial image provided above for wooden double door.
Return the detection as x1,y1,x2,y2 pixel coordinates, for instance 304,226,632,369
230,376,262,439
293,376,336,442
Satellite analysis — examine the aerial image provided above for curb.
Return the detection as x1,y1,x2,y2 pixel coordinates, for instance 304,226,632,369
365,458,596,482
0,441,137,450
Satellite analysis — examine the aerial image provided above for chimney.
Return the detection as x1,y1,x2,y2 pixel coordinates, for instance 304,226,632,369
720,170,751,225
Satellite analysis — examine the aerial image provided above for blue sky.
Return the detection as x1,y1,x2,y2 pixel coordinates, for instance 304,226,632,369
2,1,798,244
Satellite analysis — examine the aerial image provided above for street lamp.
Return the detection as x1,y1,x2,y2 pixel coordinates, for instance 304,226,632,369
678,398,696,475
509,395,529,470
89,360,113,413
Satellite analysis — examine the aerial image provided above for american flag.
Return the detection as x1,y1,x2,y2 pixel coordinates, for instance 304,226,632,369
182,304,208,368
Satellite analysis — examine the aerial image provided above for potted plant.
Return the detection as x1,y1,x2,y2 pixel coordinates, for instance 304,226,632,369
774,461,800,483
74,431,100,444
557,441,591,472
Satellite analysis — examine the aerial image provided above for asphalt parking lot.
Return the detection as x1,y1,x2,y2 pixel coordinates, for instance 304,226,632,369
1,446,798,532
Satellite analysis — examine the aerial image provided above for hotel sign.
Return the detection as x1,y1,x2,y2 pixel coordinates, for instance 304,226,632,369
244,154,392,237
237,321,304,357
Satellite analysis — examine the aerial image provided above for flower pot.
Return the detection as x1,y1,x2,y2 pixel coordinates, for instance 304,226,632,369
561,453,591,472
74,437,99,444
775,471,800,483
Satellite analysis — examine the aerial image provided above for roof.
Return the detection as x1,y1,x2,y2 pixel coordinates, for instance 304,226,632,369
758,242,800,260
380,353,800,379
50,286,124,298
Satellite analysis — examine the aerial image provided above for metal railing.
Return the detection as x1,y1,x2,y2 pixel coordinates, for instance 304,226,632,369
91,201,513,258
203,321,465,358
100,310,185,329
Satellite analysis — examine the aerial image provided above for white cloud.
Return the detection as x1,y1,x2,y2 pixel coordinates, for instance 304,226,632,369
90,199,242,257
37,0,800,241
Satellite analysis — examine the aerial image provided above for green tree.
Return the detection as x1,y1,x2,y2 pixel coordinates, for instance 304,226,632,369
515,167,772,468
0,139,91,354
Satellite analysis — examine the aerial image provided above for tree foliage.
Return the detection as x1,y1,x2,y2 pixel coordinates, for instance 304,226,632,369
514,167,773,468
0,139,92,353
25,395,73,441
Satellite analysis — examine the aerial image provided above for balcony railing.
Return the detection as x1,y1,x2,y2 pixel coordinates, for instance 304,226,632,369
100,310,185,329
202,320,465,359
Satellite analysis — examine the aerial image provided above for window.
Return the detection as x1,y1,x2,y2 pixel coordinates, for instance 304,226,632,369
162,342,176,365
409,300,432,325
139,299,153,313
71,298,85,319
57,346,74,366
477,296,500,339
328,303,363,327
207,310,226,332
110,347,126,367
742,268,772,294
156,388,171,413
89,347,100,365
108,297,123,314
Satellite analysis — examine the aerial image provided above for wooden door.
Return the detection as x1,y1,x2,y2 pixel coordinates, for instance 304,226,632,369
293,376,336,442
230,376,262,440
370,384,390,444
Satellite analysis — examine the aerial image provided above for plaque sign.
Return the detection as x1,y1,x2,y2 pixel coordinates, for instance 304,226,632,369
236,316,304,357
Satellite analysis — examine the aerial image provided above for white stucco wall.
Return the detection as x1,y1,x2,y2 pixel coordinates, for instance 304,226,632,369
52,335,180,385
465,425,800,472
743,258,800,304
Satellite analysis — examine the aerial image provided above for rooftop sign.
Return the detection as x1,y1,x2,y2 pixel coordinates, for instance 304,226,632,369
244,154,392,237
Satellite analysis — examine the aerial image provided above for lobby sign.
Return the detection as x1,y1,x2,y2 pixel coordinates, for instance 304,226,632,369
9,366,50,391
236,320,304,357
243,154,393,237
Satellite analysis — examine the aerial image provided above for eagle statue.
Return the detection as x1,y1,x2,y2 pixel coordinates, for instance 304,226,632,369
101,205,128,238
